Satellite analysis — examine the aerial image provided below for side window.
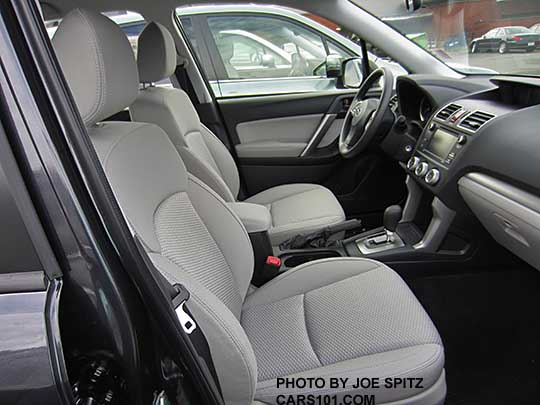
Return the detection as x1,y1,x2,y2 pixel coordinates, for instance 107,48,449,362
206,15,331,80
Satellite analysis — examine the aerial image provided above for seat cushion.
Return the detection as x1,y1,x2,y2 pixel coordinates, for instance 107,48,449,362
245,184,345,245
242,258,445,405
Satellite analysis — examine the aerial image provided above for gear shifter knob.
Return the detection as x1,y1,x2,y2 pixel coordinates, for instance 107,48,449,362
384,205,402,233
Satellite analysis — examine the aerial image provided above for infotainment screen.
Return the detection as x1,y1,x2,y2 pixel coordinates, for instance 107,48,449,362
426,129,457,159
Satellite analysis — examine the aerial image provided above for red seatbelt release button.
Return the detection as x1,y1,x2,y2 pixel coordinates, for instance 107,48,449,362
266,256,281,267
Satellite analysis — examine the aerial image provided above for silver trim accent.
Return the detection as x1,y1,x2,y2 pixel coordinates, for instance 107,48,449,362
415,162,429,177
414,198,456,252
402,175,423,223
434,103,463,121
407,156,420,171
300,114,337,157
425,168,441,185
356,231,405,254
456,109,496,134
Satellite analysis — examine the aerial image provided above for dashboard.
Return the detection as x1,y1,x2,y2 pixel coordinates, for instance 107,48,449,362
389,74,540,270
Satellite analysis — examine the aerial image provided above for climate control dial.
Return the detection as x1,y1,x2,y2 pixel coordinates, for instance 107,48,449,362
425,168,441,185
415,162,429,177
407,156,420,171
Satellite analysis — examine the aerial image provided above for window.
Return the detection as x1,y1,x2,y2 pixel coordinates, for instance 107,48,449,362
206,15,336,80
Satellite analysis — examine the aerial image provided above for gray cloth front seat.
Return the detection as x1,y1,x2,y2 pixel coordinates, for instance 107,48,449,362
130,22,346,245
53,9,446,405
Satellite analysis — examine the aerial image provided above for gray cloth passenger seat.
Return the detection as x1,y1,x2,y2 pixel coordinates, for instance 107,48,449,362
53,9,446,405
130,21,346,245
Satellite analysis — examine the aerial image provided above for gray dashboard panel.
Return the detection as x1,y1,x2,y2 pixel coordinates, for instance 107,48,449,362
459,173,540,270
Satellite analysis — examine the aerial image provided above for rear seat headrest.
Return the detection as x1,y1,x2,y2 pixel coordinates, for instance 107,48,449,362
52,9,139,126
137,21,177,84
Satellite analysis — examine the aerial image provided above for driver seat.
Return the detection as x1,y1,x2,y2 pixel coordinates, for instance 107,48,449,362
130,22,345,245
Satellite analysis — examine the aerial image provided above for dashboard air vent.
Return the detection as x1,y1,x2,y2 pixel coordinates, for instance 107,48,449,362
389,95,398,111
459,111,496,132
436,103,462,120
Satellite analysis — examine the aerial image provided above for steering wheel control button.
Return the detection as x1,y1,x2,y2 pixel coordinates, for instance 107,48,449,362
457,135,467,145
407,156,420,171
415,162,429,177
425,168,441,185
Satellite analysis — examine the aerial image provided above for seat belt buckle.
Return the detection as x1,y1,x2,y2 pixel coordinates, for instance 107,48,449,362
172,284,197,335
265,256,282,267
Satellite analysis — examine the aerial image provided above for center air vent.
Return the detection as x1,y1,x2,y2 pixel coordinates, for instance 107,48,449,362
458,110,496,132
436,103,462,120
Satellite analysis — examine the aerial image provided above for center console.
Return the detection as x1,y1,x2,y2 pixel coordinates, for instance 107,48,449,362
405,102,497,192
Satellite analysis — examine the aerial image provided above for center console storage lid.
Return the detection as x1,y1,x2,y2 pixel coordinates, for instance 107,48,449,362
228,202,272,234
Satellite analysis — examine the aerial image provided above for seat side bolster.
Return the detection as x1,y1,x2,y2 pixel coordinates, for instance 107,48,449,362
201,124,241,199
178,147,236,202
188,175,254,301
150,254,258,405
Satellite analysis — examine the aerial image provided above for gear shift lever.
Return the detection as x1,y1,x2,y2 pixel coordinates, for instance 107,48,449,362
384,205,402,235
367,205,403,247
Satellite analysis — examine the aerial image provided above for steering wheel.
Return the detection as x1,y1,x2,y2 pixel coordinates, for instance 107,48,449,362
339,67,394,158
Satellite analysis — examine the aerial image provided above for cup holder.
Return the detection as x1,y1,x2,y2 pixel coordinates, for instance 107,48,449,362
282,250,341,268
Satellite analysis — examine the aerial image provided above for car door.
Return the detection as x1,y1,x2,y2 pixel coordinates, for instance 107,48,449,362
490,28,504,51
177,10,406,220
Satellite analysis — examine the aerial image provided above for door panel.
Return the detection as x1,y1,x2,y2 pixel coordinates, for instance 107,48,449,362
235,113,323,158
178,10,406,218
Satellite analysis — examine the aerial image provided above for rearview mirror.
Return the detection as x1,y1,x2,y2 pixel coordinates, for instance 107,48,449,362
342,58,364,88
405,0,422,11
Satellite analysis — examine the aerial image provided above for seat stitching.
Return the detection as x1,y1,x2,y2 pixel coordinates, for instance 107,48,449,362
101,123,154,169
252,259,381,295
187,176,252,296
302,293,323,368
76,9,105,124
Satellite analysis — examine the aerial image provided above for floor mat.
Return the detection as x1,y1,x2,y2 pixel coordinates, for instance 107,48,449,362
407,268,540,405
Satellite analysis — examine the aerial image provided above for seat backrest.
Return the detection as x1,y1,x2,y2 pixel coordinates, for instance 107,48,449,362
53,10,257,403
131,22,240,202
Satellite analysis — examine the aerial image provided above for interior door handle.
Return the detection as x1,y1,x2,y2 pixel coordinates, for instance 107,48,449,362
300,114,337,157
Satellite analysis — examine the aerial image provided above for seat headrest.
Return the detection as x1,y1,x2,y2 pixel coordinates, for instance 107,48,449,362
137,22,177,84
53,9,139,126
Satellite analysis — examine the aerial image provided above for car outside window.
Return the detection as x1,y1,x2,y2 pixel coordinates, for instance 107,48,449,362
176,8,360,98
207,15,337,81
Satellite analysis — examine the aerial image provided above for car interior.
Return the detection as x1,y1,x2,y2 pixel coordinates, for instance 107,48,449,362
9,0,540,404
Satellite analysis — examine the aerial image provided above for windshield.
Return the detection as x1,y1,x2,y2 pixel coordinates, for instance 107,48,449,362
351,0,540,77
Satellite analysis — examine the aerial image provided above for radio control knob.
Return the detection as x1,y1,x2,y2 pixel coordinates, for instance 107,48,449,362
429,122,437,131
457,135,467,145
407,156,420,171
415,162,429,177
425,168,441,185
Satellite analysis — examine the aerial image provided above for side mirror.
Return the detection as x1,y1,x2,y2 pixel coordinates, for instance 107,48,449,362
325,54,343,78
342,58,364,89
405,0,422,11
261,54,276,68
